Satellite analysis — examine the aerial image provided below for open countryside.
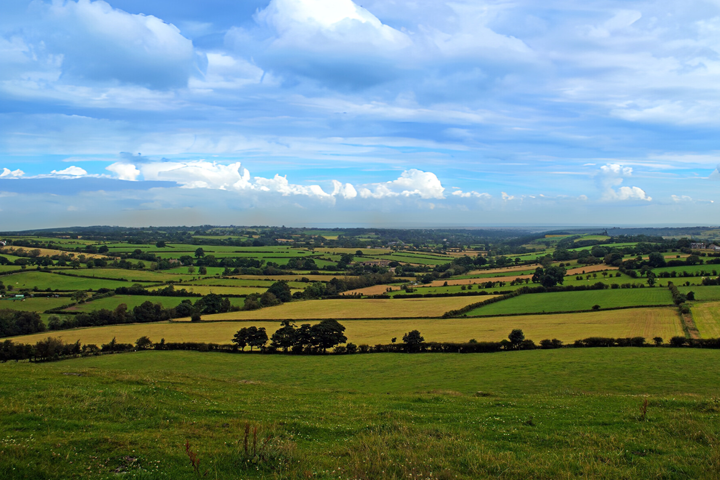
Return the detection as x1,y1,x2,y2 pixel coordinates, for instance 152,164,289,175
2,225,720,479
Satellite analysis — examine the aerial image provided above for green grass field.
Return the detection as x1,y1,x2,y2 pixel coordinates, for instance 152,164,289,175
466,289,674,316
1,349,720,479
0,271,149,291
60,295,243,313
680,285,720,302
0,296,71,313
58,268,195,283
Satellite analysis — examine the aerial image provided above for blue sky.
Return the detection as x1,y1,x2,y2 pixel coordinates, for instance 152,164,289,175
1,0,719,229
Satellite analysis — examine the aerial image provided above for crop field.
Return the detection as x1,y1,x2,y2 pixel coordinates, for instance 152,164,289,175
691,302,720,338
188,296,491,321
147,285,267,296
10,306,680,346
467,289,674,316
3,349,720,478
0,271,150,291
188,278,307,289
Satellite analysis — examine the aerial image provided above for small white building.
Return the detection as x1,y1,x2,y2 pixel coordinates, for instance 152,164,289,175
691,243,706,250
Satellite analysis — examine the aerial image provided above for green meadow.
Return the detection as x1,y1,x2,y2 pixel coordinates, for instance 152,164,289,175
466,288,675,316
2,349,720,479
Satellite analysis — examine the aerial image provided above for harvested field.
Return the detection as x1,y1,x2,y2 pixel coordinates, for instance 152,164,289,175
428,265,618,287
341,284,403,296
182,296,492,321
692,301,720,338
11,307,682,346
0,247,112,260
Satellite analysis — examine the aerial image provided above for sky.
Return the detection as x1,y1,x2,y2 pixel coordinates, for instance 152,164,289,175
1,0,720,230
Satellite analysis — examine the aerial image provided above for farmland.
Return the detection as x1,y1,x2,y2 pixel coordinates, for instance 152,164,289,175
2,348,720,479
187,296,492,321
11,306,682,346
2,226,720,479
466,288,674,316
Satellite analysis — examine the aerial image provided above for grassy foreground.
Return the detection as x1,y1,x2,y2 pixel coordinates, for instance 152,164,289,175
2,349,720,479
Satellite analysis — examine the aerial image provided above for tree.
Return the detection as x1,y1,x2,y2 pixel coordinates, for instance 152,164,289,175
647,252,667,268
135,336,153,350
271,320,296,352
267,281,292,303
247,326,268,351
195,248,205,258
260,291,280,307
311,319,347,352
243,294,262,311
98,245,109,254
156,241,166,248
195,294,230,315
508,329,525,349
198,266,207,275
72,290,88,303
403,330,424,352
653,337,663,346
232,328,248,351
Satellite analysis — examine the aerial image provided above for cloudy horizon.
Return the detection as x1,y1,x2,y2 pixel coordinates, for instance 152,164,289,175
1,0,719,230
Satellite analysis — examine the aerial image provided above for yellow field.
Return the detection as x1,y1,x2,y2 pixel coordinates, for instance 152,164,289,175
0,247,112,260
180,297,491,321
148,285,267,296
316,248,392,255
11,307,682,346
341,285,402,296
692,302,720,338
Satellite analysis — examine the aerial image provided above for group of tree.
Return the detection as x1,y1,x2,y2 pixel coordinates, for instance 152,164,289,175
232,319,347,353
0,310,45,338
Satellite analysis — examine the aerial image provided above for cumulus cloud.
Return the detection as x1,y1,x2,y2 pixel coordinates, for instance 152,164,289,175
106,162,140,181
358,169,445,199
232,0,411,88
39,0,198,89
596,164,652,201
50,166,88,176
0,168,24,178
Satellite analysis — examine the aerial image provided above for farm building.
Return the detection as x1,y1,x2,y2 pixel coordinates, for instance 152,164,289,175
690,243,706,250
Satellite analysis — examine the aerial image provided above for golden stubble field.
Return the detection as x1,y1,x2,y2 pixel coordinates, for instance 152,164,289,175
181,297,490,321
12,307,682,347
691,301,720,338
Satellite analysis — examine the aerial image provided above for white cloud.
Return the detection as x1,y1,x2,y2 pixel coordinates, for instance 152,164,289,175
50,166,87,176
358,169,445,199
0,168,24,178
139,161,253,190
39,0,197,89
451,190,491,199
595,163,652,202
501,192,515,201
671,195,693,202
106,162,140,181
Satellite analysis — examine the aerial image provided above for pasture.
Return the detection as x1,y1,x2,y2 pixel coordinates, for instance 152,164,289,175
680,285,720,302
0,271,147,291
2,349,720,478
466,288,674,316
60,295,245,313
186,296,490,321
0,296,70,313
13,306,682,346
